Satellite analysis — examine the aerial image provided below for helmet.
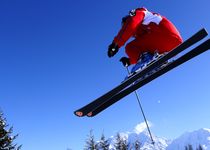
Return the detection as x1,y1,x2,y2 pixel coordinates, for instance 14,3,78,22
121,9,136,26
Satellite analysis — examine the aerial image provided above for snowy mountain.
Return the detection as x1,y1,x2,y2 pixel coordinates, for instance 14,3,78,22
106,123,210,150
167,128,210,150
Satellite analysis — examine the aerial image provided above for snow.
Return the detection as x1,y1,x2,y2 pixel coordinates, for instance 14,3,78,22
134,122,152,134
167,128,210,150
105,123,210,150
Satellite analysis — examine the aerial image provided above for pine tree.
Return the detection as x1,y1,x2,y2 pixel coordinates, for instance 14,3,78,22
185,144,193,150
189,144,193,150
196,144,203,150
134,139,141,150
114,133,129,150
84,130,97,150
0,111,21,150
98,133,109,150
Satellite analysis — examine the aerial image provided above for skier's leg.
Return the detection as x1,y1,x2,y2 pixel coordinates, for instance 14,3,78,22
125,39,146,65
125,34,158,72
146,31,183,54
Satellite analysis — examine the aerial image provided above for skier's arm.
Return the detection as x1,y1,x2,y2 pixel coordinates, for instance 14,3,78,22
113,10,145,48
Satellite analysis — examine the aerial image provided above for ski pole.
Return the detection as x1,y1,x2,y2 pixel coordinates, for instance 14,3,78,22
125,66,155,145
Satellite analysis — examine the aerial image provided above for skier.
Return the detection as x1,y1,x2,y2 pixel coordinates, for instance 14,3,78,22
107,7,183,71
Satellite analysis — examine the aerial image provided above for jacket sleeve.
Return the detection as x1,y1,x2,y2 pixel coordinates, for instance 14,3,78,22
113,10,145,48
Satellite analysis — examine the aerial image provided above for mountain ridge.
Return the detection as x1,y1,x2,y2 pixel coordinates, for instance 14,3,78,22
106,124,210,150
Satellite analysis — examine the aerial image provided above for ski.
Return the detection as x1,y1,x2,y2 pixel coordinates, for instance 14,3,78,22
87,39,210,117
74,28,208,117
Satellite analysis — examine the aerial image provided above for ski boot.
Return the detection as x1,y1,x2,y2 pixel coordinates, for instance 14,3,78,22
124,52,169,83
130,52,154,74
123,52,154,82
148,52,171,74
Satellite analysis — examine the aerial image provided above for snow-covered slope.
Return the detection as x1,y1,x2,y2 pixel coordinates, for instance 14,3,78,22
107,122,169,150
167,128,210,150
108,130,169,150
106,123,210,150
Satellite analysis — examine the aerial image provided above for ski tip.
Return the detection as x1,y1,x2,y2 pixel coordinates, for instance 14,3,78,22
74,111,84,117
87,112,93,117
200,28,208,35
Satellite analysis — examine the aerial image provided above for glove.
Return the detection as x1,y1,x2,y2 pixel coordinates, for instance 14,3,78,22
120,57,130,67
108,42,119,57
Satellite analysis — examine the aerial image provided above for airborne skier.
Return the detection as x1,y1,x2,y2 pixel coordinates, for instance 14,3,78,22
74,8,209,118
108,7,183,71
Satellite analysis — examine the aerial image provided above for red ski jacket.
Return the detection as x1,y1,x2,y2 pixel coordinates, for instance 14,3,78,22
113,8,182,48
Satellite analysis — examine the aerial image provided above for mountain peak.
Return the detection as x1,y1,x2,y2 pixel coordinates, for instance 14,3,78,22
166,128,210,150
200,128,210,133
107,124,210,150
134,122,152,134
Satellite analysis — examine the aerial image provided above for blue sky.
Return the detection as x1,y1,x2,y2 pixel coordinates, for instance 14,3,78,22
0,0,210,149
